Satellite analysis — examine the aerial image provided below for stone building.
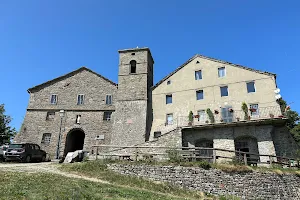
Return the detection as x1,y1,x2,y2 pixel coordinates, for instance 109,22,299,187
15,47,298,162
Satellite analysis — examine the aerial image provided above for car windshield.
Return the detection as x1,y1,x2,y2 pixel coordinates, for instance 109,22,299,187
9,144,25,149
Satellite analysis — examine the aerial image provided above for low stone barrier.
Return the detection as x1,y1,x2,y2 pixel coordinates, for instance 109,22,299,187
107,164,300,199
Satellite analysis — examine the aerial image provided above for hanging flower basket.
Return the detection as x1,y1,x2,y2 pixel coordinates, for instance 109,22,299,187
228,108,234,112
214,110,219,114
249,108,256,112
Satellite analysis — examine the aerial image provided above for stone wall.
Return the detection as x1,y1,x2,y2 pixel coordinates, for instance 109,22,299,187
15,68,117,158
108,164,300,200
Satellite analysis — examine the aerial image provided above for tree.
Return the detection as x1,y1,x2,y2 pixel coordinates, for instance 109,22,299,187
0,104,17,144
277,98,300,143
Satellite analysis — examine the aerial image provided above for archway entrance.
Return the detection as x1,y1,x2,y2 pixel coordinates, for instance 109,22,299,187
64,129,85,156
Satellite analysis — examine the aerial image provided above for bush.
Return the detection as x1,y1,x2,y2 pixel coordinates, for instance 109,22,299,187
166,149,182,163
197,160,211,170
206,108,215,123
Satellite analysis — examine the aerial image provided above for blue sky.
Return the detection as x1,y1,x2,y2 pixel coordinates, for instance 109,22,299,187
1,1,299,130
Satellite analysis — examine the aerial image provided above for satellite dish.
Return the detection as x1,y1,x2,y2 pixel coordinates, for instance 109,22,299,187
275,94,282,100
274,88,280,94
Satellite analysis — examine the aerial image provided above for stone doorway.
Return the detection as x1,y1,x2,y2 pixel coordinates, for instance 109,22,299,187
64,129,85,156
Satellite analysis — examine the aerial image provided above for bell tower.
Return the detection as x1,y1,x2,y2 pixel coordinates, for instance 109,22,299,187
111,47,154,146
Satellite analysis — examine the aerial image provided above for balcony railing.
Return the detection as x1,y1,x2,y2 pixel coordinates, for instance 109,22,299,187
177,106,283,127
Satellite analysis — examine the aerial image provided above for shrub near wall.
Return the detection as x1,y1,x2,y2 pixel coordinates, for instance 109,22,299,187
108,164,300,200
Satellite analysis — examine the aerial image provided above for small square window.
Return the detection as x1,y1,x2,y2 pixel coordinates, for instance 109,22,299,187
46,112,55,120
106,95,112,105
195,70,202,80
41,133,51,145
50,95,57,104
166,113,173,125
76,115,81,124
196,90,204,100
166,95,172,104
247,82,256,93
103,111,112,121
220,86,228,97
77,95,84,105
218,67,226,77
167,80,171,85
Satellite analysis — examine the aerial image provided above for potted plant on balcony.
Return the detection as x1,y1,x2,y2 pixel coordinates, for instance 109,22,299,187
206,108,215,123
188,111,194,126
241,102,249,120
214,109,219,114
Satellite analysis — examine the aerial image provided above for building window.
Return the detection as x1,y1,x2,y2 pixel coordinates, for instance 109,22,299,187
130,60,136,73
218,67,226,77
196,90,204,100
46,112,55,120
247,82,256,93
103,111,112,121
197,110,206,122
77,95,84,105
76,115,81,124
41,133,51,145
249,104,259,116
50,95,57,104
106,95,112,105
195,70,202,80
166,113,173,125
220,86,228,97
167,80,171,85
166,94,172,104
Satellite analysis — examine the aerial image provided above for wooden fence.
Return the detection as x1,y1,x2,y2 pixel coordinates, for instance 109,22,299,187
91,145,299,167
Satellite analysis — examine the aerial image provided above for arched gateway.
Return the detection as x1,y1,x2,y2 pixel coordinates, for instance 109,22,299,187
64,129,85,156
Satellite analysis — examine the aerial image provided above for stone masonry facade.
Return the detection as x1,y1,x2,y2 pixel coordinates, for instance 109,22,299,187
15,47,299,160
108,163,300,200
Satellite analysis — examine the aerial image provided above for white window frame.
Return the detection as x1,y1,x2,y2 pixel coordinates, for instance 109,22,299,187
166,113,173,125
249,104,259,117
220,86,229,97
166,94,172,104
77,94,85,105
197,110,206,122
196,90,204,100
246,81,256,93
50,94,57,105
106,95,113,105
218,67,226,77
195,70,202,80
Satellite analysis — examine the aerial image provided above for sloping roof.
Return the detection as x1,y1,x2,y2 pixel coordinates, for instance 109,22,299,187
27,67,117,93
152,54,276,90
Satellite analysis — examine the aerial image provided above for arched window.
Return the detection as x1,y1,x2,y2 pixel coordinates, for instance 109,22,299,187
41,133,51,145
130,60,136,73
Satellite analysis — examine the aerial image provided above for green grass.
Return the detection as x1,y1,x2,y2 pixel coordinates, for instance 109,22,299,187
60,160,210,200
0,171,200,200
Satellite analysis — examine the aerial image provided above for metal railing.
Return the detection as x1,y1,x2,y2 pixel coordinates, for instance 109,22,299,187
155,106,283,132
91,145,298,167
